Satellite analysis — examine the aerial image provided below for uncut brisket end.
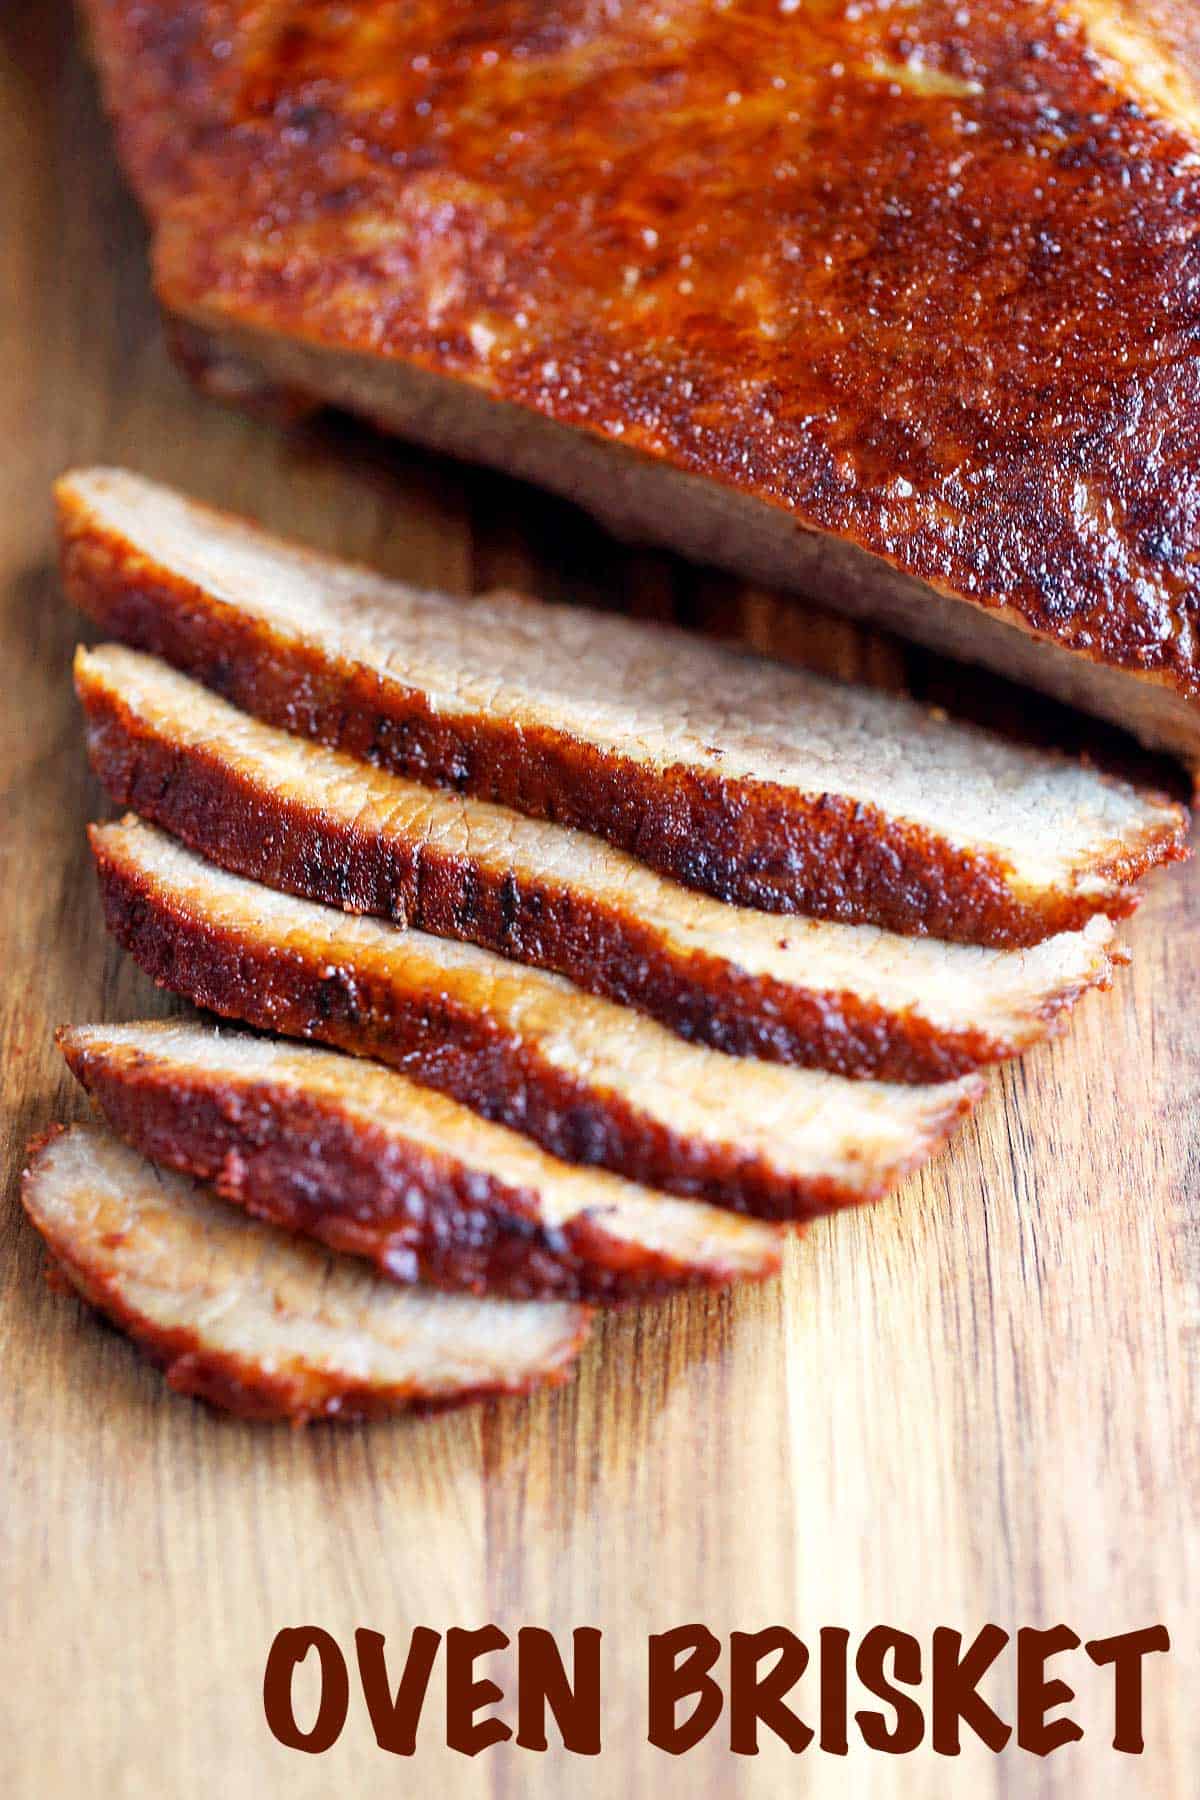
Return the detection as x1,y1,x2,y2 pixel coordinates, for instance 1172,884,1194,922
76,2,1200,760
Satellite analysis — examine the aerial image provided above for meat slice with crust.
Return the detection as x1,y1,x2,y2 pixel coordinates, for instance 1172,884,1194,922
59,469,1188,945
87,818,982,1222
58,1019,784,1301
21,1126,593,1421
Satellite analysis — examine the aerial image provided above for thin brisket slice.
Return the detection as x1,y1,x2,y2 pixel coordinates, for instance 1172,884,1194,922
59,1019,784,1301
21,1126,592,1421
77,644,1120,1081
88,818,980,1222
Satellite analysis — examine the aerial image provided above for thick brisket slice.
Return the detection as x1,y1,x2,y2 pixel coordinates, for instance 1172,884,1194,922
59,469,1188,945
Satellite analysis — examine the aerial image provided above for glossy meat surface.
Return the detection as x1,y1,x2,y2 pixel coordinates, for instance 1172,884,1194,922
81,1,1200,706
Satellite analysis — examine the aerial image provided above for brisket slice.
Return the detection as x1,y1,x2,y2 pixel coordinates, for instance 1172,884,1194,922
77,644,1120,1082
59,469,1188,946
21,1126,592,1421
88,818,980,1222
59,1020,783,1302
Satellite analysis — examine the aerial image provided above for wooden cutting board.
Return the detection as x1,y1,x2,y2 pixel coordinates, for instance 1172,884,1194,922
2,5,1197,1795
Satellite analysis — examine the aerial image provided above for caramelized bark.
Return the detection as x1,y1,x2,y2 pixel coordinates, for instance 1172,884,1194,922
79,1,1200,740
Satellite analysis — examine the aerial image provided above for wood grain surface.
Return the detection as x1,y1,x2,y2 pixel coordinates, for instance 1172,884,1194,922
1,5,1197,1795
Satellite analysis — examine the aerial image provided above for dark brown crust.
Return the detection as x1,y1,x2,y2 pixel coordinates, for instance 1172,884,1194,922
22,1128,587,1421
59,1035,783,1301
79,2,1200,707
77,663,1115,1080
88,828,977,1220
61,504,1189,945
